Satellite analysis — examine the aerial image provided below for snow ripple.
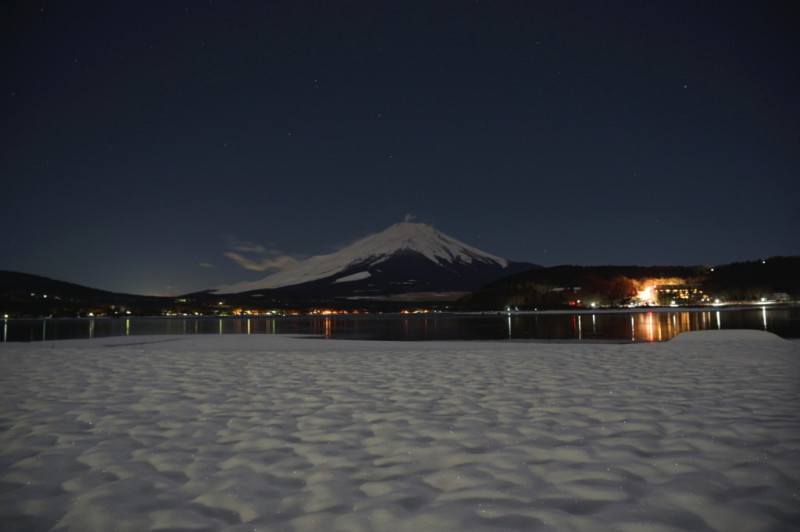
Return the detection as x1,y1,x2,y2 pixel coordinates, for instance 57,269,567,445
1,332,798,531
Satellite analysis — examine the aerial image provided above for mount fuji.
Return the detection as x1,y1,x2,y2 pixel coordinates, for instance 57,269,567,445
213,222,538,300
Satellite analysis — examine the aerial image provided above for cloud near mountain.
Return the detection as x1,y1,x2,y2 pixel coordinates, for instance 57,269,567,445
223,236,300,272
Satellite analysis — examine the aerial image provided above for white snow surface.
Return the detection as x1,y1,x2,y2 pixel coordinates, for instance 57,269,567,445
1,330,799,531
333,271,372,284
214,222,509,293
670,329,786,342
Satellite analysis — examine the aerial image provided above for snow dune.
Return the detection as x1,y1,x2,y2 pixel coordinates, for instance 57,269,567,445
1,331,798,531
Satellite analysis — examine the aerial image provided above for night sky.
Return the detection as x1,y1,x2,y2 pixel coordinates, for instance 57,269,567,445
2,2,798,296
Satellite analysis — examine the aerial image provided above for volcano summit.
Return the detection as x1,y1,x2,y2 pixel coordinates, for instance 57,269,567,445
214,222,538,300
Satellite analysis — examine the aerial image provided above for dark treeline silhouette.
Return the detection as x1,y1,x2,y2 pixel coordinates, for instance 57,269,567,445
458,258,799,310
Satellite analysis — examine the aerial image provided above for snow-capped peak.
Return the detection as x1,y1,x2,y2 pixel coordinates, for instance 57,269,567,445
214,222,510,294
351,222,508,267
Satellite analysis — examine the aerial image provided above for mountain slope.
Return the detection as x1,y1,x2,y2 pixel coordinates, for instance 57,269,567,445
214,222,537,297
0,270,171,317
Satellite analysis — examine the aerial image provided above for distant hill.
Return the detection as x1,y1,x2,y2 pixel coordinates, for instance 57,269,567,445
703,256,800,300
0,271,171,317
458,257,800,310
0,271,120,299
458,264,707,310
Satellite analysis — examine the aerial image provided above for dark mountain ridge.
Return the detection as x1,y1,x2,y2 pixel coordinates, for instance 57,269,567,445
0,270,172,317
458,257,800,310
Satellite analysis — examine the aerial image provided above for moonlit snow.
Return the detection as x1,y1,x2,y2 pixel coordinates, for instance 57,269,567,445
1,331,798,531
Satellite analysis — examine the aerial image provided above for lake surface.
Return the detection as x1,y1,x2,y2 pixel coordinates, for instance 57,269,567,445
3,307,799,342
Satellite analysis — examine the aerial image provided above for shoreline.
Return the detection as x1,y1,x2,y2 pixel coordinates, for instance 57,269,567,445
460,303,800,316
3,306,799,344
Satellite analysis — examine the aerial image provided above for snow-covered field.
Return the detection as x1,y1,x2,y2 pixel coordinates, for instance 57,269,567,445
1,331,798,531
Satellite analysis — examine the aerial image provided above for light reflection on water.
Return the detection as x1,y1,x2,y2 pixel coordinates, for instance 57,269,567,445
3,308,799,342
